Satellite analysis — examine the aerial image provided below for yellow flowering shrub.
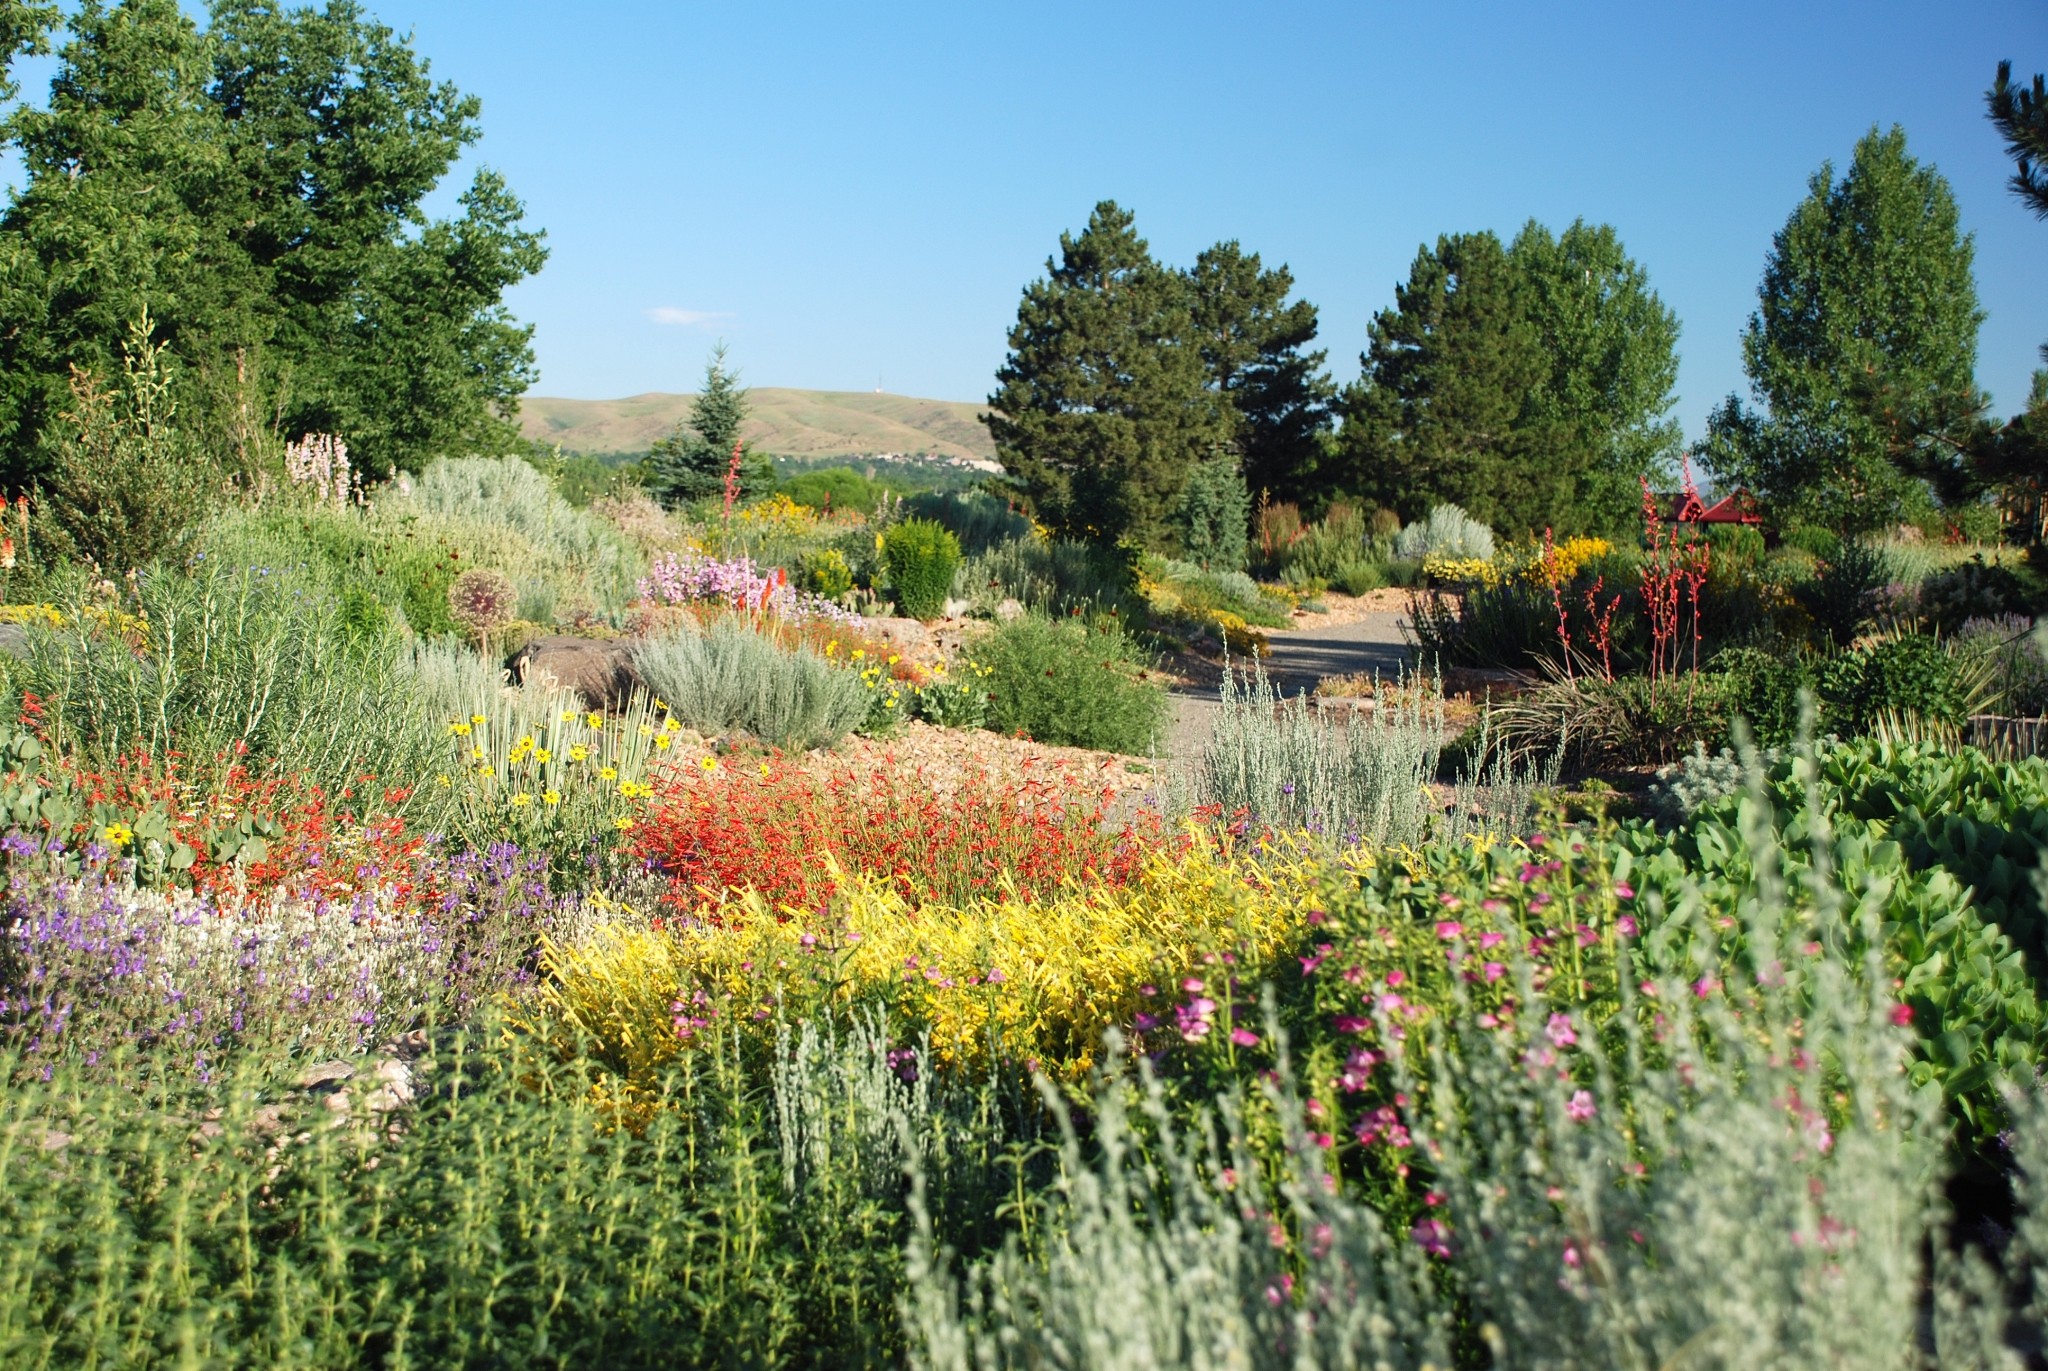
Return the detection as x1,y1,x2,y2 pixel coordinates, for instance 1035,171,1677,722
731,491,820,534
1422,554,1496,587
0,602,150,640
521,831,1324,1107
1422,537,1613,591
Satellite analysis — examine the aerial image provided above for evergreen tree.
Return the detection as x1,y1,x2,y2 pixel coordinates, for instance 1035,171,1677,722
1508,219,1682,530
1989,60,2048,220
1183,241,1333,506
1702,126,1985,532
1332,230,1564,532
985,201,1228,550
649,343,767,505
0,0,546,487
1975,370,2048,540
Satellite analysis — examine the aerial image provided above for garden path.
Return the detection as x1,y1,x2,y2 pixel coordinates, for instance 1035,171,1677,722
1162,601,1413,767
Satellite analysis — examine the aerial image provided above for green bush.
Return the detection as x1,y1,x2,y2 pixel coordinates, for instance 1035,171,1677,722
1818,632,1965,735
1174,455,1250,571
1714,645,1814,749
978,614,1166,754
634,620,871,750
902,490,1032,555
798,546,855,599
882,518,962,622
1796,539,1890,646
780,464,892,514
958,537,1142,622
1918,554,2030,630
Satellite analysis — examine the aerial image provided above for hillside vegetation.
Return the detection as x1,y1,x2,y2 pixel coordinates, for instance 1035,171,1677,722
521,387,999,462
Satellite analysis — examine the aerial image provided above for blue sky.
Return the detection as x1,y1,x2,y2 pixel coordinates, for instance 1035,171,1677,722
180,2,2048,433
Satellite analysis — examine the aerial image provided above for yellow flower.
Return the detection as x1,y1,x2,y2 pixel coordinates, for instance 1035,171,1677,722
477,763,494,776
697,756,719,773
851,648,865,661
510,793,533,807
448,722,471,736
887,654,900,665
101,822,134,848
758,763,771,779
569,745,589,762
469,713,487,725
653,734,671,750
470,747,486,761
600,766,618,781
535,748,553,764
824,641,839,657
613,816,635,832
639,725,654,738
517,735,536,751
586,712,604,728
543,790,562,806
561,709,578,722
654,698,668,711
437,773,451,787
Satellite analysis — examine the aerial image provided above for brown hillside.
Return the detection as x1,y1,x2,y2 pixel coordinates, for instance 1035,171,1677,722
520,388,997,462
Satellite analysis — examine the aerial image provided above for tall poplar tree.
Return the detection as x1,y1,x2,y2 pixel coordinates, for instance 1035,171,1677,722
1702,126,1985,531
1509,219,1682,527
1333,230,1561,532
985,201,1227,549
1183,241,1333,505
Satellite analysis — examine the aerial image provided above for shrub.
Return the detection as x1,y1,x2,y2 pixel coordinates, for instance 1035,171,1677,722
797,546,854,599
1198,664,1447,846
1490,666,1729,771
633,621,871,750
883,518,963,621
1404,580,1558,669
1818,632,1965,735
1392,503,1493,562
1174,455,1250,571
978,614,1166,754
1797,538,1891,646
1954,614,2048,715
958,537,1142,621
1919,554,2030,630
1714,645,1814,748
903,490,1033,555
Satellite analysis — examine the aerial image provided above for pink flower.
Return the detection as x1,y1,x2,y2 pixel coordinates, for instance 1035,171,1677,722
1439,893,1463,909
1230,1028,1260,1047
986,967,1007,984
1385,969,1406,987
1182,977,1204,993
1616,916,1637,937
1479,930,1506,950
1483,961,1506,983
1546,1013,1578,1048
1481,898,1507,915
1411,1217,1452,1258
1614,881,1635,900
1563,1242,1582,1268
1889,1003,1914,1027
1567,1089,1596,1122
1333,1015,1370,1034
1692,976,1720,999
1434,920,1464,941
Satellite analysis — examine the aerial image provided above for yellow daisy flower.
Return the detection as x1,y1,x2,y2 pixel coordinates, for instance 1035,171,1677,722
543,790,562,806
510,793,533,807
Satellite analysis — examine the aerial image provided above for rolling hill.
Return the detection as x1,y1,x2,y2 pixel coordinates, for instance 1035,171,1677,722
519,389,999,464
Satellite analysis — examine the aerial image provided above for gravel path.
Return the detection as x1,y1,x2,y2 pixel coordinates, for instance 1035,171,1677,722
1163,598,1416,769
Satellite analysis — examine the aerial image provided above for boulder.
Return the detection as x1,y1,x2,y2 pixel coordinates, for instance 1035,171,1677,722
509,635,642,709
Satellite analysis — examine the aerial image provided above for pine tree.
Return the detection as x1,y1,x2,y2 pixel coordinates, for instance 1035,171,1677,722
649,343,765,506
1332,231,1563,532
1183,241,1333,507
1508,219,1682,531
1989,60,2048,220
1702,126,1985,532
985,201,1227,549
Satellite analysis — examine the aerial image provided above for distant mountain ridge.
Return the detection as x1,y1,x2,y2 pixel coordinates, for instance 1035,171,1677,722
519,388,999,464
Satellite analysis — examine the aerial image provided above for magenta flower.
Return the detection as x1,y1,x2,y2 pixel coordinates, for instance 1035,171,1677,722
1546,1013,1578,1048
1567,1089,1596,1122
1614,881,1635,900
1616,916,1637,937
1483,961,1506,983
1410,1217,1452,1259
1434,920,1463,941
1333,1015,1370,1034
1230,1027,1259,1047
1479,930,1506,950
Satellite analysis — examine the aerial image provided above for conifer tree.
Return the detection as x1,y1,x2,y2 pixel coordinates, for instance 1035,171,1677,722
985,201,1227,549
1702,126,1985,531
649,344,766,505
1989,60,2048,220
1183,241,1333,506
1333,230,1561,532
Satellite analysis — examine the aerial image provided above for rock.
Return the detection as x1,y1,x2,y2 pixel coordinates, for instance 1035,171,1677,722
863,617,932,658
295,1060,354,1092
509,635,642,710
0,623,28,660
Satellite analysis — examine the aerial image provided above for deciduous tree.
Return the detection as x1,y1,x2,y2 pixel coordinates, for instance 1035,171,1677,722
1701,126,1985,532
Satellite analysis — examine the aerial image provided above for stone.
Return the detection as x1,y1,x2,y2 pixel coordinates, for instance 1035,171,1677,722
295,1060,354,1092
509,635,642,710
0,623,28,660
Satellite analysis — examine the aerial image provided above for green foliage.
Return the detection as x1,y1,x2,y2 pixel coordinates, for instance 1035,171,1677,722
1391,502,1494,562
1198,664,1448,846
900,490,1032,556
0,0,547,484
649,344,771,505
19,559,445,810
1173,454,1250,571
1818,633,1965,735
1917,554,2030,629
1405,580,1554,669
781,464,891,515
1797,538,1892,646
1183,239,1335,504
882,518,962,622
1714,646,1814,749
797,546,854,599
1491,666,1731,770
1988,60,2048,219
633,621,871,750
1337,223,1680,536
33,311,213,574
977,613,1165,754
985,202,1231,550
1702,126,1987,531
957,537,1142,622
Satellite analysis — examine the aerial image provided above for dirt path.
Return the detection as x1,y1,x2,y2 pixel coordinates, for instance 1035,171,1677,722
1163,593,1416,768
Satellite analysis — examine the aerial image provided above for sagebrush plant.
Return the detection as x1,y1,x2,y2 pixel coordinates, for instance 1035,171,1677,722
883,518,964,621
978,613,1166,754
398,454,639,593
1198,662,1446,847
634,620,870,750
1392,502,1494,562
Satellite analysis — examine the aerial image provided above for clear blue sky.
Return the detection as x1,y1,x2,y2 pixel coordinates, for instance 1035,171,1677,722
297,2,2048,435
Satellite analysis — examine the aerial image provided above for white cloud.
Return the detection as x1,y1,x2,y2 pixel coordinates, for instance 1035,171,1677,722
645,306,730,327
